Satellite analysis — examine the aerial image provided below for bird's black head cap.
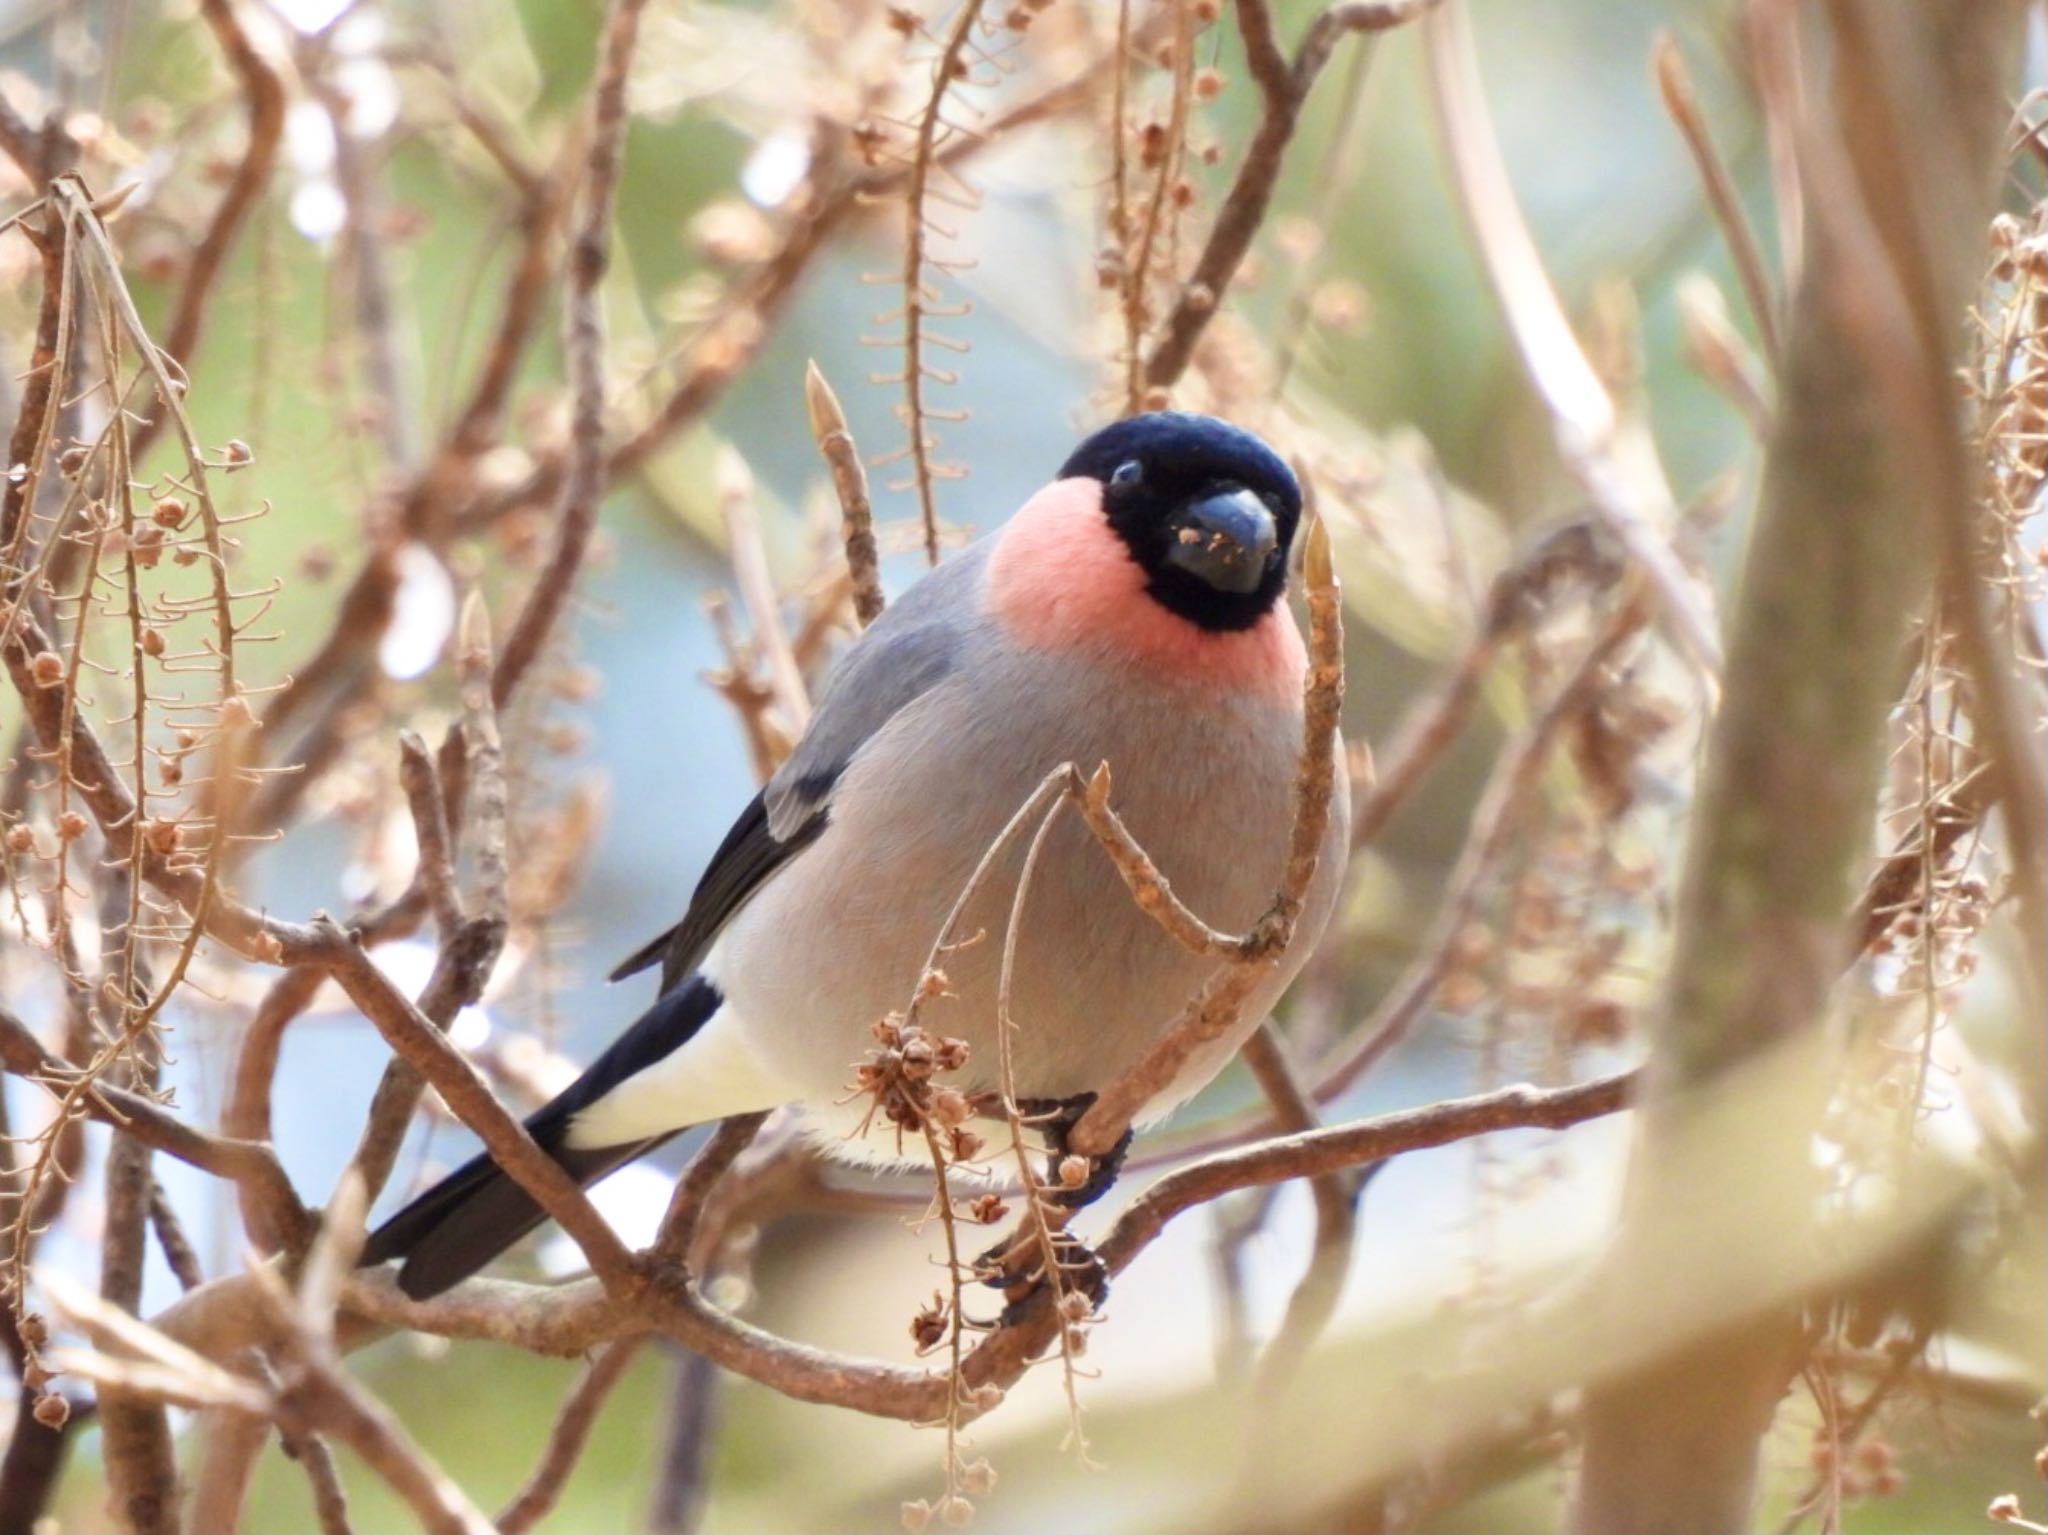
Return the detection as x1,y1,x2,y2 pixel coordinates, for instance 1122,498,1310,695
1060,412,1301,632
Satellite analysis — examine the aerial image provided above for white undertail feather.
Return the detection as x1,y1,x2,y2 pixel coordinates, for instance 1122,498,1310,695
561,979,793,1149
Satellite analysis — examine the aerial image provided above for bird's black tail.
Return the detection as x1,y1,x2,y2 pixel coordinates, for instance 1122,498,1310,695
359,1133,651,1300
361,975,726,1300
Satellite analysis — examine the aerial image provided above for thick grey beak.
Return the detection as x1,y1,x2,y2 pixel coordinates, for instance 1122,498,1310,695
1163,488,1279,594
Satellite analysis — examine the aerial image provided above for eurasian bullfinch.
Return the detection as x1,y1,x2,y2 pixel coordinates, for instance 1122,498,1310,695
363,410,1350,1299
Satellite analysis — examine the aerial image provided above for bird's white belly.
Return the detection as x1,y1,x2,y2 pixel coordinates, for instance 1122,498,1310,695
702,649,1345,1162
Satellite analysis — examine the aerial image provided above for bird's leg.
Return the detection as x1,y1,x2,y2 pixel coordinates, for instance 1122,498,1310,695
970,1092,1129,1315
993,1229,1108,1329
1017,1091,1134,1210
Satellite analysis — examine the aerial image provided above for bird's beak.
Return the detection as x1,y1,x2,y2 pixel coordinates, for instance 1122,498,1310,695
1163,487,1279,595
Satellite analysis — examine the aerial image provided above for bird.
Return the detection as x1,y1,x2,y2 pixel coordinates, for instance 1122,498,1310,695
362,410,1350,1300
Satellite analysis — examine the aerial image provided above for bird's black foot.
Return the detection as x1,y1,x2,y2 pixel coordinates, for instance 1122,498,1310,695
984,1228,1109,1328
1015,1092,1134,1211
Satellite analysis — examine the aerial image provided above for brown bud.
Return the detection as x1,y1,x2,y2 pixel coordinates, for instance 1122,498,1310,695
31,1393,68,1430
140,627,165,657
5,823,34,854
55,811,87,842
1193,68,1225,101
1056,1155,1089,1189
131,525,166,568
143,818,180,855
222,439,253,469
909,1292,948,1351
152,497,187,528
928,1087,971,1129
58,445,90,478
30,651,63,688
968,1192,1008,1224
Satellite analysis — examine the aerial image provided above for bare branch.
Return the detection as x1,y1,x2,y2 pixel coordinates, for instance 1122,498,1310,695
1142,0,1443,392
1424,0,1723,680
492,0,652,708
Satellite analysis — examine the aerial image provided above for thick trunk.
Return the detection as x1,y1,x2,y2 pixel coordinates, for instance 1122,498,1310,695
1568,5,2024,1533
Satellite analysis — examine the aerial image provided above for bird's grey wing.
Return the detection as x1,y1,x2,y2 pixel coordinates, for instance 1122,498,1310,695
608,545,986,992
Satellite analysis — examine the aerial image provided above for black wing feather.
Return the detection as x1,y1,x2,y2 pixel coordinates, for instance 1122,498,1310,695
607,787,828,990
610,545,979,992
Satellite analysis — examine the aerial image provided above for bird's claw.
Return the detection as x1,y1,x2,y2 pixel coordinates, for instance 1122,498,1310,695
974,1227,1109,1328
1016,1092,1134,1211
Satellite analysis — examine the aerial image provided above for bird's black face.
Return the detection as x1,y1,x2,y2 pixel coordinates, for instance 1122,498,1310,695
1059,412,1301,632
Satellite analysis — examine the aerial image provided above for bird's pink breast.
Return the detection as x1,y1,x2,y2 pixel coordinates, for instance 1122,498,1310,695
983,476,1306,702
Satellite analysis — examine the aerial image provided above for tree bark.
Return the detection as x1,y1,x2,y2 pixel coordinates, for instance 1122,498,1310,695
1568,4,2024,1532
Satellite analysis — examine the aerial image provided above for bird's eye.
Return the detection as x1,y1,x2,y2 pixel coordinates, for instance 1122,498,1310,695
1109,460,1145,491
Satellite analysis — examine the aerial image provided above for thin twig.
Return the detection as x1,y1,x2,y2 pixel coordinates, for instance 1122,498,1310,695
1315,590,1651,1095
492,0,651,708
1652,32,1780,364
1068,506,1345,1156
125,0,285,467
1143,0,1443,392
805,359,884,628
496,1339,644,1534
716,447,811,730
1424,0,1723,680
894,0,988,563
